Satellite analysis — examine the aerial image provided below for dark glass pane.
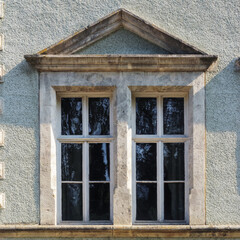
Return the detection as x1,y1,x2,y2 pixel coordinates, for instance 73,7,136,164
136,143,156,181
163,98,184,135
61,98,82,135
164,183,184,220
89,143,110,181
136,183,157,220
62,143,82,181
89,98,110,135
62,183,82,221
136,98,157,135
89,183,110,220
164,143,184,181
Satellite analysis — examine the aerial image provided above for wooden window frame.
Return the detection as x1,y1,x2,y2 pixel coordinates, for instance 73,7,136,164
132,93,189,224
56,93,114,225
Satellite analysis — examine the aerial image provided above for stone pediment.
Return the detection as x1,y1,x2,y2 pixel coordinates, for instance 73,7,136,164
25,9,217,72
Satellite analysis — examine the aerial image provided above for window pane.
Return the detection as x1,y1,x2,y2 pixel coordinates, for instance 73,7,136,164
89,98,110,135
62,183,82,221
164,183,184,220
136,183,157,220
136,143,156,181
89,143,110,181
163,98,184,135
61,98,82,135
164,143,184,181
62,143,82,181
89,183,110,221
136,98,157,135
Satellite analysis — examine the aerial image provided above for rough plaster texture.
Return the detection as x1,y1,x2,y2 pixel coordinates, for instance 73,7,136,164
0,0,239,231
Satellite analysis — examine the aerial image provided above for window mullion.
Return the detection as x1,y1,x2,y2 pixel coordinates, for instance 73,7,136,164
159,141,164,222
158,96,162,136
83,96,89,222
83,96,88,137
132,141,136,223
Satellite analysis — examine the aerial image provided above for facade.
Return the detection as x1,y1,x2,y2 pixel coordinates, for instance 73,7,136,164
0,0,239,238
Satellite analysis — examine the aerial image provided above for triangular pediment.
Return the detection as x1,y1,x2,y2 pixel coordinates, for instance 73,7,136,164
37,8,205,55
25,9,218,72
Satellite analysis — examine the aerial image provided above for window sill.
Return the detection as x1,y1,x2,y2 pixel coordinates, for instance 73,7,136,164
0,225,240,238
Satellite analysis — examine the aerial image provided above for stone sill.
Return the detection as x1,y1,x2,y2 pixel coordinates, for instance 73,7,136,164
0,225,240,238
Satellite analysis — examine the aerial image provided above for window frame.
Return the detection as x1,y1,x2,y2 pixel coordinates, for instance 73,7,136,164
56,93,114,225
39,72,206,226
132,92,189,224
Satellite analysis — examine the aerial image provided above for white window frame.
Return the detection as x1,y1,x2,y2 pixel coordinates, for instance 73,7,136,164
56,93,114,224
132,92,189,224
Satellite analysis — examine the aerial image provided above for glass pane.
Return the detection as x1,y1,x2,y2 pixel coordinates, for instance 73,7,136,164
61,98,82,135
164,183,184,220
163,98,184,135
62,143,82,181
136,143,156,181
136,98,157,135
89,143,110,181
62,183,82,221
164,143,184,181
89,183,110,221
136,183,157,220
89,98,110,135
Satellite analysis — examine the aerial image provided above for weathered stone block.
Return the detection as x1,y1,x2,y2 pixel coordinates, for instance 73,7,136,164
0,65,4,83
0,162,5,179
0,193,5,208
0,1,3,19
0,130,4,146
0,34,3,50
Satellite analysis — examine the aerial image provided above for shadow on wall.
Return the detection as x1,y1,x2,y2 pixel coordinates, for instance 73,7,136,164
0,60,40,224
205,58,240,196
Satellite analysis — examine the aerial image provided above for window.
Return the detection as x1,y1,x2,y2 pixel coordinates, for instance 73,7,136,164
38,73,206,226
58,95,113,223
132,93,188,223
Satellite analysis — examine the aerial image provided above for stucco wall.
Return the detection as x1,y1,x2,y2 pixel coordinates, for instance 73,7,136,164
0,0,239,228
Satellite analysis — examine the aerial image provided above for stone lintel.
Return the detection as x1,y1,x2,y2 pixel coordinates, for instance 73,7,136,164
24,54,218,72
0,225,239,238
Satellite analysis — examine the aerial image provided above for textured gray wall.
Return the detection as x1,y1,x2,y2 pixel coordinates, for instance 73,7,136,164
0,0,239,227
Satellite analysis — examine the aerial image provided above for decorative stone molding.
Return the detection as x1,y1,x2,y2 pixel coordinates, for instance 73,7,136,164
0,2,3,19
0,225,239,238
0,193,5,209
0,65,5,83
0,34,3,51
0,162,4,179
0,130,4,146
24,9,218,73
25,54,218,72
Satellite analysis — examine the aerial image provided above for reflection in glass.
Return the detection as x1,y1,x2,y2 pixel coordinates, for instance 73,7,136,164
90,183,110,220
62,183,82,221
89,143,110,181
164,143,184,181
136,183,157,220
136,98,157,135
89,98,110,135
62,143,82,181
164,183,184,220
163,98,184,135
62,98,82,135
136,143,156,181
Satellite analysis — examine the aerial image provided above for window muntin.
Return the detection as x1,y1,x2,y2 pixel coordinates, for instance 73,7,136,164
133,93,188,223
59,95,113,224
